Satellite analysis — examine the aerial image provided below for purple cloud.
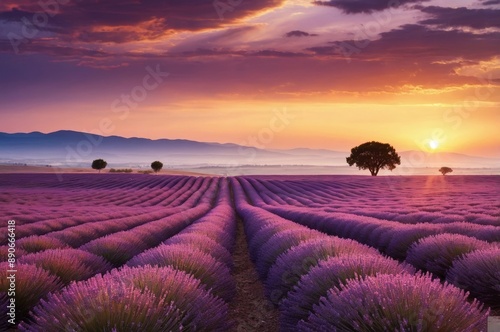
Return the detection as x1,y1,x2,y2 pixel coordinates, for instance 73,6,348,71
285,30,318,37
419,6,500,29
313,0,429,14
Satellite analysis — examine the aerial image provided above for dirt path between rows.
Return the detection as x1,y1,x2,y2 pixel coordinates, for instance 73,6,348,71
228,218,280,332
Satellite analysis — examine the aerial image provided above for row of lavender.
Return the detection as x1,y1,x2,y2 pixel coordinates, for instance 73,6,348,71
1,175,215,253
2,175,213,327
2,175,209,237
232,178,489,331
241,176,500,312
0,175,236,330
248,176,499,226
19,178,237,331
0,176,216,260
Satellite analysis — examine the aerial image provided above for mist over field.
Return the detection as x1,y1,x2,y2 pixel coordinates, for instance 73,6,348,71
1,131,499,175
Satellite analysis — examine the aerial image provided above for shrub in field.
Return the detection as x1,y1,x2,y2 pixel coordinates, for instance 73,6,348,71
17,235,70,253
406,234,492,279
80,234,150,267
472,226,500,243
298,273,489,332
0,263,62,325
361,223,398,251
19,249,113,284
109,168,133,173
281,255,415,330
0,245,26,262
19,276,184,332
439,167,453,175
91,159,107,173
106,266,230,330
151,161,163,173
266,237,380,304
164,234,233,267
447,248,500,310
256,229,325,279
127,244,236,302
181,226,235,252
248,223,303,262
384,226,442,260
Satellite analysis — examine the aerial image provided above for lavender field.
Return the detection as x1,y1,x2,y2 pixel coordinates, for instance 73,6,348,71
1,173,499,331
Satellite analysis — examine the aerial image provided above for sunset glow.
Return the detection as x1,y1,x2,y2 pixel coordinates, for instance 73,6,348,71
429,140,439,150
0,0,499,157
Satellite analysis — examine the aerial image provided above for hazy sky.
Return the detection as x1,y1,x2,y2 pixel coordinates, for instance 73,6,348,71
0,0,499,156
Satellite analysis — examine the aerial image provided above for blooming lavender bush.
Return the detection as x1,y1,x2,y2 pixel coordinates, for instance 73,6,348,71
105,265,230,330
127,244,236,301
0,263,62,325
17,235,70,253
19,249,113,284
0,245,26,262
384,226,442,260
164,233,233,267
280,255,414,330
80,233,151,267
181,225,235,252
248,223,302,262
256,229,325,279
299,273,489,332
447,248,500,310
406,233,493,279
266,237,380,304
19,276,185,332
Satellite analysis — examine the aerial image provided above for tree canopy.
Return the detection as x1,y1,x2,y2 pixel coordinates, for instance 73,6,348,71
91,159,107,173
346,141,401,176
439,167,453,175
151,161,163,173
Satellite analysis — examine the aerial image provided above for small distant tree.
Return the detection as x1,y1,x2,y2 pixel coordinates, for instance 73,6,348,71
346,141,401,176
91,159,107,173
439,167,453,175
151,161,163,173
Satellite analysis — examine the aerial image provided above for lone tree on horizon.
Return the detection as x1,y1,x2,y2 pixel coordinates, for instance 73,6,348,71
346,141,401,176
151,161,163,173
439,167,453,175
91,159,107,173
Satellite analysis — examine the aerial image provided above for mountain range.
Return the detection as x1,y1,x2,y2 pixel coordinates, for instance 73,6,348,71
0,130,498,169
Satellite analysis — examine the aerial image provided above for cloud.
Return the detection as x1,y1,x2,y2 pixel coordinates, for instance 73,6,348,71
313,0,429,14
0,0,285,44
482,0,500,5
285,30,318,37
419,6,500,29
307,24,500,62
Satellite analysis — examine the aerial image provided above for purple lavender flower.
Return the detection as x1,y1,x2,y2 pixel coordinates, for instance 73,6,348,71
447,248,500,310
17,235,70,253
280,255,414,330
266,237,380,304
127,243,236,302
0,262,62,325
0,245,26,262
105,265,230,330
248,223,304,262
299,273,489,332
19,274,185,332
256,229,325,280
19,248,113,284
164,233,233,267
406,233,493,279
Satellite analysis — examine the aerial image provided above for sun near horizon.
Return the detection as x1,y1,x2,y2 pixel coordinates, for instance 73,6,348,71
0,1,499,158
